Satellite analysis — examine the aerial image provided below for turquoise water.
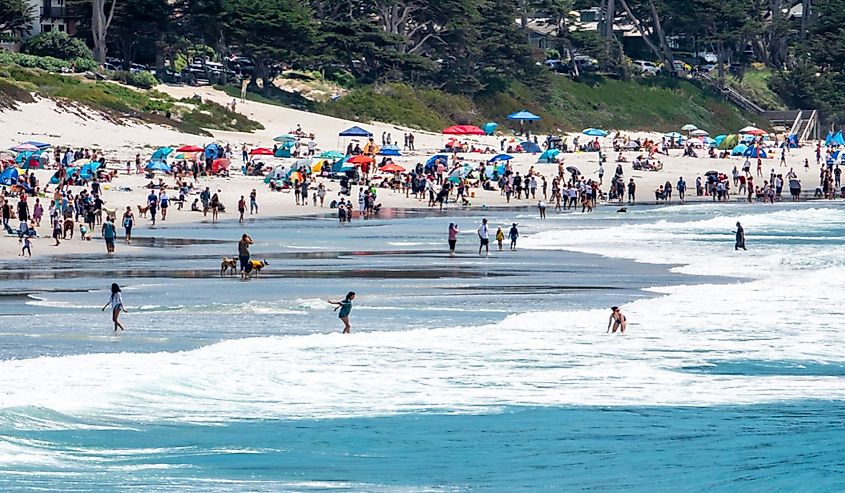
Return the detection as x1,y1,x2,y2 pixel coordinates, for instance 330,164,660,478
2,203,845,491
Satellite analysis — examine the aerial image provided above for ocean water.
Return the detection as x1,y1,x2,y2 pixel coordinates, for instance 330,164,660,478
1,202,845,491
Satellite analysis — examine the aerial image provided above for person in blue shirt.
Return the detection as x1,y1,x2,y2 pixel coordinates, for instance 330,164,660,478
329,291,356,334
102,217,117,254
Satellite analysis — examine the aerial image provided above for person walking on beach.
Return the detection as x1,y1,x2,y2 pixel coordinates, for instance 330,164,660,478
735,222,747,251
249,189,258,214
102,217,117,254
122,206,134,244
238,195,246,224
448,222,459,254
477,218,490,256
147,190,158,225
328,291,356,334
538,200,547,219
19,236,32,258
677,176,686,203
210,192,220,222
607,306,626,334
102,283,127,332
238,233,253,279
508,223,519,250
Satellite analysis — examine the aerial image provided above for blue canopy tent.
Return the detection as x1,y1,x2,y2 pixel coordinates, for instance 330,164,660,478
731,144,748,156
489,154,513,162
537,149,560,163
378,145,402,156
151,147,174,162
787,134,799,148
743,147,767,158
23,141,51,149
15,150,43,169
520,141,542,153
713,134,727,147
0,167,19,186
274,141,295,158
425,154,449,171
583,128,609,137
145,160,172,172
338,126,373,138
482,122,499,135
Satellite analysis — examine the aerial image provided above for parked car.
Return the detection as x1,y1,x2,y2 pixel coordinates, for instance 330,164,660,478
543,59,568,73
632,60,661,76
573,55,599,72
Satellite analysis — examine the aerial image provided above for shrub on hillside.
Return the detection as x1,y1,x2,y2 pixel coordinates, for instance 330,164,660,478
23,31,93,61
110,70,159,89
0,51,97,73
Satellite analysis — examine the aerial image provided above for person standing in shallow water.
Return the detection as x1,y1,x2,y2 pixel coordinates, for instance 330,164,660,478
607,306,626,334
735,221,747,251
102,283,127,332
328,291,356,334
447,223,459,254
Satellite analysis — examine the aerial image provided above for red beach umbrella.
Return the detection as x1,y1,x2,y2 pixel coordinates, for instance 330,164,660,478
176,145,205,153
249,148,274,156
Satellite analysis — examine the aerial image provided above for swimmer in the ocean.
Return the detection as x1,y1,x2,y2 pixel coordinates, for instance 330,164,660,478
607,306,626,334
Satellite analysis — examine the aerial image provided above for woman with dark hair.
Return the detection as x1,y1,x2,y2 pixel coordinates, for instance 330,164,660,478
328,291,356,334
102,283,127,332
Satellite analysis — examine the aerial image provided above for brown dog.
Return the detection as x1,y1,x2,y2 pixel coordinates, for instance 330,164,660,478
137,204,149,218
63,218,75,239
220,257,238,276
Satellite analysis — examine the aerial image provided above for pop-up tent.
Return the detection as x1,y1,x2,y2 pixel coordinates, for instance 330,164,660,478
443,125,486,136
0,167,19,186
718,134,739,150
79,161,102,179
825,131,845,146
425,154,449,171
339,126,373,138
489,154,513,162
145,160,172,172
378,145,402,156
274,141,295,158
519,141,542,153
537,149,560,163
482,122,499,135
743,146,767,158
151,147,173,161
731,144,748,156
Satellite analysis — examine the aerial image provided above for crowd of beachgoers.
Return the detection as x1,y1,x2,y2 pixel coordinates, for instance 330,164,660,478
2,108,843,260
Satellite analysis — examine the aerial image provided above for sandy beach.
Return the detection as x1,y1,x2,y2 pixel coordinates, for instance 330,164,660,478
0,84,825,260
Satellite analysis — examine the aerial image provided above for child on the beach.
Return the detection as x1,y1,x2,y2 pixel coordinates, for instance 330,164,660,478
495,227,504,250
101,283,127,332
19,236,31,257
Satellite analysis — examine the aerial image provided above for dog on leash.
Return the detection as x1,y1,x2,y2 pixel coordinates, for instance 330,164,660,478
137,204,149,218
220,257,238,276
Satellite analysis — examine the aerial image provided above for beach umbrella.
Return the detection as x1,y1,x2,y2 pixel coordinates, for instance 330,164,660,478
442,125,486,136
745,128,767,136
204,143,220,159
507,110,541,122
319,150,344,159
338,126,373,137
689,129,709,137
72,158,91,167
482,122,499,135
664,131,683,138
292,158,313,171
681,124,698,131
379,163,406,173
731,144,748,156
520,141,542,153
582,128,608,137
288,171,303,183
11,143,38,152
347,155,374,165
151,146,174,161
566,165,581,176
23,141,50,149
489,154,513,162
447,164,472,182
176,145,204,153
704,170,720,177
425,154,449,170
249,147,274,156
739,125,761,134
273,134,297,142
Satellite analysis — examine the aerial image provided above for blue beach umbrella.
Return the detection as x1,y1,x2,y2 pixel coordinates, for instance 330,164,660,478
319,150,344,159
664,132,682,138
507,110,541,121
482,122,499,135
489,154,513,162
583,128,609,137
